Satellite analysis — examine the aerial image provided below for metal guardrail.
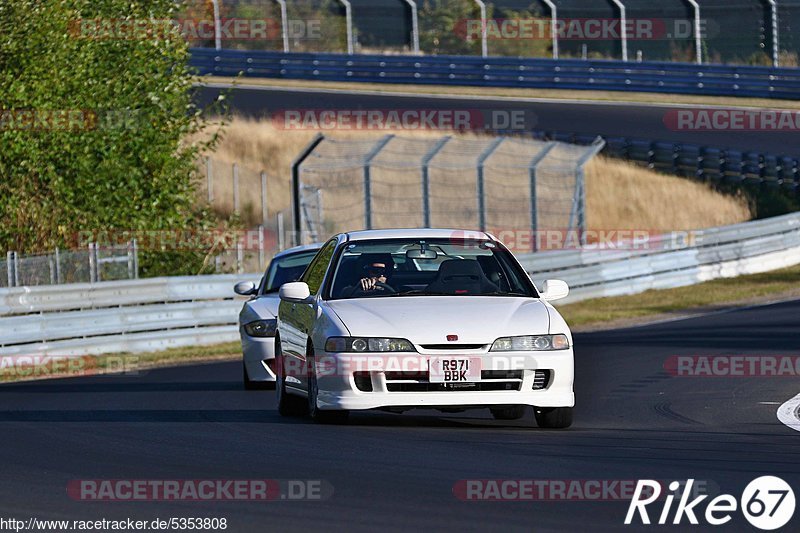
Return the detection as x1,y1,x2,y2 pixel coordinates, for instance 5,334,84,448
0,274,260,357
190,48,800,100
519,212,800,303
1,213,798,357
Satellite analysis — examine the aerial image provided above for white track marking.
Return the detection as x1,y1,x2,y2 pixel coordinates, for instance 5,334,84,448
777,394,800,432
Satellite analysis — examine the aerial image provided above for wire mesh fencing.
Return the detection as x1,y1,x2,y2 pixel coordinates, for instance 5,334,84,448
295,133,605,252
1,244,138,289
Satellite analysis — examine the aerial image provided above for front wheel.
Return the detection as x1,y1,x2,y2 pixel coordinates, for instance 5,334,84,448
534,407,573,429
307,354,349,424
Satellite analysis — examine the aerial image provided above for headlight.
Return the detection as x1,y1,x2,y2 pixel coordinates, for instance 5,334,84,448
324,337,416,353
490,334,569,351
244,319,277,338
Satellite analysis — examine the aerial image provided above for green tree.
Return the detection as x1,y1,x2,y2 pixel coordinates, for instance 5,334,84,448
0,0,222,274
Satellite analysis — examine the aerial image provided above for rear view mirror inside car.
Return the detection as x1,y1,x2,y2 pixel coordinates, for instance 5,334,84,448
407,249,438,260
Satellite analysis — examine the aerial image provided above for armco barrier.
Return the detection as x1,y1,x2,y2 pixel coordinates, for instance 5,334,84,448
1,213,799,358
189,48,800,100
0,274,260,357
519,212,800,304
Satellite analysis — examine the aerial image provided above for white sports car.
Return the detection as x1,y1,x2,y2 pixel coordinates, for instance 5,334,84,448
275,229,574,428
234,244,321,389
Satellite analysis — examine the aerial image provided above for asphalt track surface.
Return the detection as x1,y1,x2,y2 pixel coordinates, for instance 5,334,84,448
196,85,800,158
2,299,799,531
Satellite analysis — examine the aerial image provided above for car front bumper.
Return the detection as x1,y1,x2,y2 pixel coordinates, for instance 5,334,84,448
241,331,277,382
313,350,574,411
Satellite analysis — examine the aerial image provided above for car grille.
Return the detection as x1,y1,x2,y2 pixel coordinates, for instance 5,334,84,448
532,370,551,390
419,344,487,350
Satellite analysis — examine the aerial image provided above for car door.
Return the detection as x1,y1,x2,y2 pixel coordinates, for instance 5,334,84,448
279,239,337,388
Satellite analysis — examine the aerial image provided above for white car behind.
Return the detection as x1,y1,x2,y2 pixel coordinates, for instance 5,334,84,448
234,244,321,389
275,229,575,428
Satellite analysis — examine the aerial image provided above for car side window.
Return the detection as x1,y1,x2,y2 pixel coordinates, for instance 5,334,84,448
302,239,337,295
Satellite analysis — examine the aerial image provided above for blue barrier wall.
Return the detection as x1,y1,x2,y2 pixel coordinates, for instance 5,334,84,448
190,48,800,99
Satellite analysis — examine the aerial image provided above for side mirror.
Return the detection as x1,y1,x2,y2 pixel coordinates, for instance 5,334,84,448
279,282,312,303
540,279,569,302
234,281,257,296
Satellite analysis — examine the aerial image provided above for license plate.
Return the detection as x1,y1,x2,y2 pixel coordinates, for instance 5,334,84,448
429,357,482,383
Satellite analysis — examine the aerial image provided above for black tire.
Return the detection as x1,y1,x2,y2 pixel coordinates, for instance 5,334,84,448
490,405,527,420
275,341,308,417
307,352,349,424
534,407,573,429
243,363,273,390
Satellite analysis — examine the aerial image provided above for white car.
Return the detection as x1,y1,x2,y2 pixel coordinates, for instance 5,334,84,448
275,229,574,428
234,244,321,389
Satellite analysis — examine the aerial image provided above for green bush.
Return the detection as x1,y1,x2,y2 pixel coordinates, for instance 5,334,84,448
0,0,224,275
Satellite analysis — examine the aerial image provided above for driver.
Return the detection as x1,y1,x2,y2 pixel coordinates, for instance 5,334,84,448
344,255,395,296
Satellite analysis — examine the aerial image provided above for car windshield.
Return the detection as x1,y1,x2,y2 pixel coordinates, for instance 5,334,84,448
329,238,536,300
261,250,319,294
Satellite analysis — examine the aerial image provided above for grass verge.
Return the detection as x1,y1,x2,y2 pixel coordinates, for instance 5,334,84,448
0,342,241,385
202,77,800,110
560,263,800,330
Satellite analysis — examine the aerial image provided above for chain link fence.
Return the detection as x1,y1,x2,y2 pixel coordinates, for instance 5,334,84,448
294,133,605,251
186,0,800,65
1,244,138,289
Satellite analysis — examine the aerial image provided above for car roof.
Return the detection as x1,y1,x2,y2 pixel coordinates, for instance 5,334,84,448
272,243,322,260
344,228,492,242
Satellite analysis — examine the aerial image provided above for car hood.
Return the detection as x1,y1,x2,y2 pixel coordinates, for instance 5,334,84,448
327,297,552,345
246,293,280,319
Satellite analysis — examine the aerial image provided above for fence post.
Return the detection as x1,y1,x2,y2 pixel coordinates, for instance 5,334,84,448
88,242,98,283
275,0,290,53
236,240,244,274
206,156,214,203
277,212,285,251
258,225,266,270
363,135,395,230
127,241,135,280
767,0,779,67
528,142,558,252
261,171,269,225
473,0,488,57
49,255,56,285
421,137,451,228
542,0,558,59
233,163,240,216
337,0,355,54
210,0,222,50
7,251,15,288
403,1,420,54
685,0,703,64
132,239,139,279
54,247,62,284
573,137,607,247
13,251,19,287
611,0,628,61
477,137,505,231
292,134,325,244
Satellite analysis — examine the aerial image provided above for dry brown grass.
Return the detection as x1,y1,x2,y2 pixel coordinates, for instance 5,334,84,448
198,117,751,231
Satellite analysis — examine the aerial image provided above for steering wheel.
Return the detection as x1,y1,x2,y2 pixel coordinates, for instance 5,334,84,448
353,281,396,296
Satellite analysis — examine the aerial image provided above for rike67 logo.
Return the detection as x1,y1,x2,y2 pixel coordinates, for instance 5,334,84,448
626,477,795,530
